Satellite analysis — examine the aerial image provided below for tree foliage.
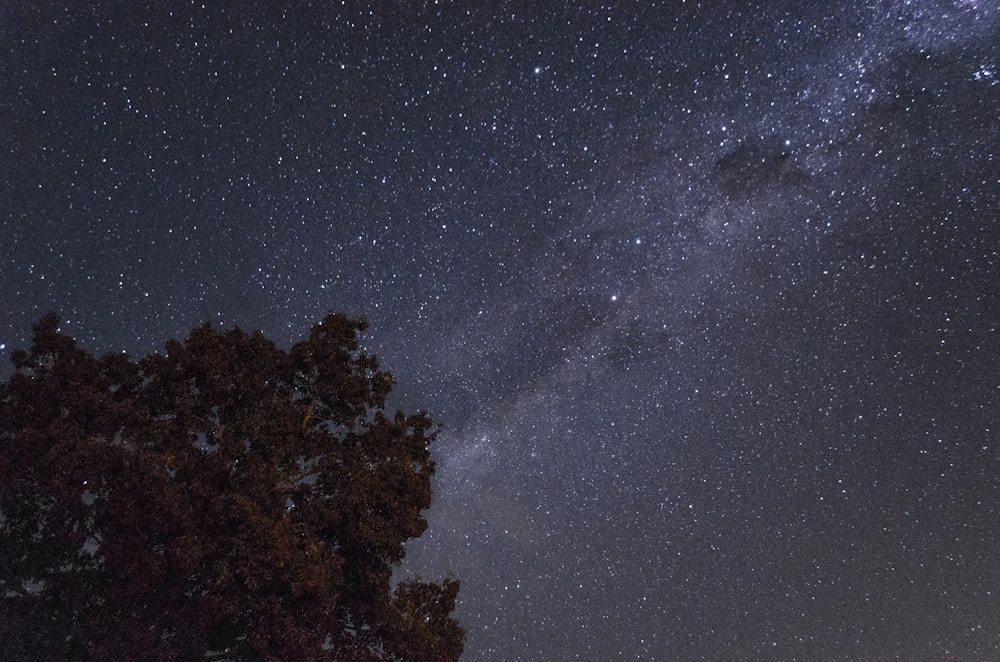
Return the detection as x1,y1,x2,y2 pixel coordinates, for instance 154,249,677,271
0,313,463,661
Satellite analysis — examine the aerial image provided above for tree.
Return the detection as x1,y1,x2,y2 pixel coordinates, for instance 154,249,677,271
0,313,464,661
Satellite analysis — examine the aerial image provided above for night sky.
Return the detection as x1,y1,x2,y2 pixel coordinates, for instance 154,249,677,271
3,2,1000,659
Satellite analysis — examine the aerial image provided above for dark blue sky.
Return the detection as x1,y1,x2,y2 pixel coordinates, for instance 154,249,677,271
3,2,999,659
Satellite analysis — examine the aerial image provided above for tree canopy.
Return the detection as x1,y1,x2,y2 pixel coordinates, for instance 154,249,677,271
0,313,463,661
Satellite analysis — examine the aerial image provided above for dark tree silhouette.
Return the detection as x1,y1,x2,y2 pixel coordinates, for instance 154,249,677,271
0,313,464,661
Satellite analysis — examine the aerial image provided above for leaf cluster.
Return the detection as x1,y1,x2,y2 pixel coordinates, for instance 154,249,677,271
0,313,464,661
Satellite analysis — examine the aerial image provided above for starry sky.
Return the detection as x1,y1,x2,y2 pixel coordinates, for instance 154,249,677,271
2,2,1000,659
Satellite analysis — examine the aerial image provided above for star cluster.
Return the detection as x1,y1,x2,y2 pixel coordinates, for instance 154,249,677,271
2,2,999,659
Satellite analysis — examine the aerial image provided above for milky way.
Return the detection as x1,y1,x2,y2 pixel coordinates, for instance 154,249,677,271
3,2,999,659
